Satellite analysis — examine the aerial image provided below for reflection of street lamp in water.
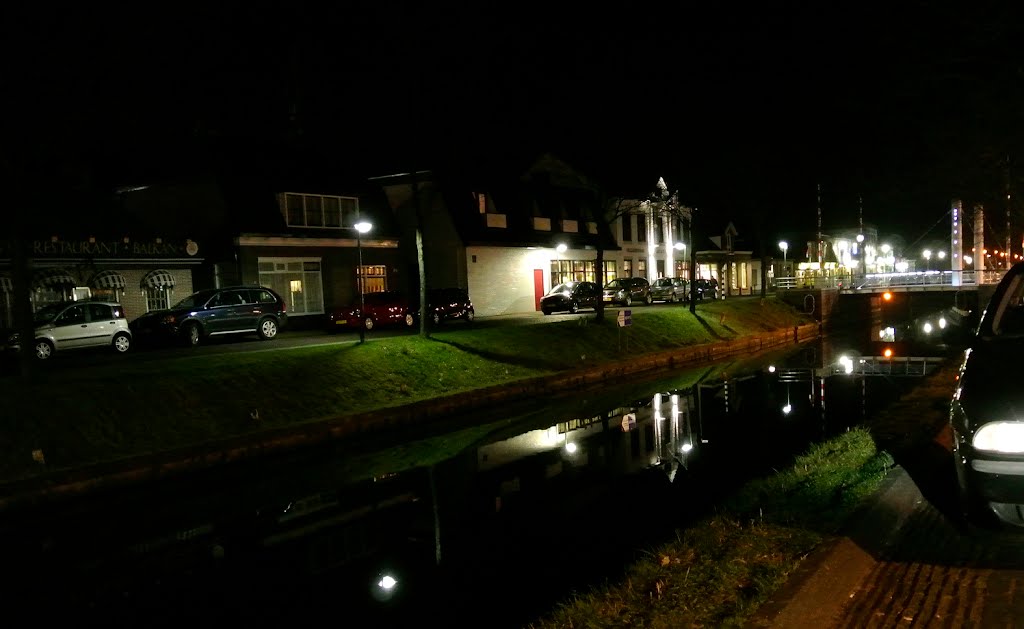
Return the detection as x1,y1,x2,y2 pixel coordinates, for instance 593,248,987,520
354,220,372,344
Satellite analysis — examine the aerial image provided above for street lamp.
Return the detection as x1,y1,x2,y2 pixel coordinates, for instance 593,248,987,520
354,220,372,344
555,243,567,284
674,242,685,278
778,241,788,276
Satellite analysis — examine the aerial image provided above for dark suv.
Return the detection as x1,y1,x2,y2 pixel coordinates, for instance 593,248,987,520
424,288,474,326
603,277,652,307
130,285,287,347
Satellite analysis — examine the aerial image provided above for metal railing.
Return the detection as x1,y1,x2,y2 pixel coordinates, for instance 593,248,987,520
774,269,1007,292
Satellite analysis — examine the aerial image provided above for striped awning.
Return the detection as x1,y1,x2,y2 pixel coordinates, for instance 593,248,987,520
141,269,176,289
90,270,127,290
0,275,11,292
34,268,77,289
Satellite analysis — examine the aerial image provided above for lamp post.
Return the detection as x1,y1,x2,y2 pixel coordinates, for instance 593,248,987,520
354,220,372,343
674,242,686,278
555,243,567,285
922,249,932,271
778,241,788,278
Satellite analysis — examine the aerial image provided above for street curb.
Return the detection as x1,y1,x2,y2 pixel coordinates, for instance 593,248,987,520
0,323,820,512
744,466,921,628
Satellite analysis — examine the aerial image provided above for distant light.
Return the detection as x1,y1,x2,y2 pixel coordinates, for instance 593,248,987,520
768,365,776,373
354,221,372,234
782,404,792,414
883,292,893,301
674,242,686,251
857,234,864,243
556,243,568,253
883,348,893,358
681,443,693,452
378,575,397,591
923,322,933,334
565,442,577,454
939,317,947,329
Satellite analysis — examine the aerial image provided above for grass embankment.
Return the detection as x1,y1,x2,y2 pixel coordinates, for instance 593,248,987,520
0,297,811,482
527,365,958,629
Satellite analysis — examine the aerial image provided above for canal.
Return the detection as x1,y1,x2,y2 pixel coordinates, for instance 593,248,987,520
1,318,967,628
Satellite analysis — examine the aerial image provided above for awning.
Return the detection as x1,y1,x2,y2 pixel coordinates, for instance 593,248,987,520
0,276,11,292
141,269,176,289
34,268,77,289
90,270,127,290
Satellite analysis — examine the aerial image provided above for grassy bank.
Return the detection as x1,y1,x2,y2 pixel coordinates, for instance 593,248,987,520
526,365,958,628
0,297,811,482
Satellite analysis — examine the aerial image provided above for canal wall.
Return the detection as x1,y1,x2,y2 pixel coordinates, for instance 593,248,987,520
0,322,821,510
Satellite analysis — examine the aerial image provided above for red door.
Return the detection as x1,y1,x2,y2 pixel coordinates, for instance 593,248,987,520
533,269,544,311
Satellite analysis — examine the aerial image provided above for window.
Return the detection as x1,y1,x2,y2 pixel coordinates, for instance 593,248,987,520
637,216,646,242
622,214,632,242
87,303,113,321
623,259,632,277
637,259,647,278
603,260,617,285
146,287,171,312
280,193,358,229
358,265,388,294
550,259,606,286
258,257,324,315
56,305,86,326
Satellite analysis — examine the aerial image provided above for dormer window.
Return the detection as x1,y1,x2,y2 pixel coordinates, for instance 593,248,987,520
280,192,358,229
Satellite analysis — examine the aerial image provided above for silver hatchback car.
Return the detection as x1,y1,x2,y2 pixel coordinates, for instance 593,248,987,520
6,301,133,360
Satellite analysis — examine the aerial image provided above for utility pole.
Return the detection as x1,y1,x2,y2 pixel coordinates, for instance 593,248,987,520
816,183,823,267
1006,155,1012,269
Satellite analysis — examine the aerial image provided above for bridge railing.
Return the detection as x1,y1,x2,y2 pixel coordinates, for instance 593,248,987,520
775,269,1007,292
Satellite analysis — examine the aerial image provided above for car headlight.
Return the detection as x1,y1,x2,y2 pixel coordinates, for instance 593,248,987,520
7,332,19,344
973,421,1024,453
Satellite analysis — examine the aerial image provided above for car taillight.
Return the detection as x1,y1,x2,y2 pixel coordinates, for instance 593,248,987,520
280,301,287,312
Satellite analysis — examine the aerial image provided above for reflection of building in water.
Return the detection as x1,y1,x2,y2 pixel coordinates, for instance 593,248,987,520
475,389,701,506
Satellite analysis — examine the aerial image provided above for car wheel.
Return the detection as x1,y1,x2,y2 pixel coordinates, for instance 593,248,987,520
184,323,202,347
258,317,278,340
404,314,415,327
431,312,442,326
542,308,552,315
645,293,654,305
33,339,53,360
624,296,632,307
364,317,375,331
569,301,579,314
112,332,131,354
465,309,475,323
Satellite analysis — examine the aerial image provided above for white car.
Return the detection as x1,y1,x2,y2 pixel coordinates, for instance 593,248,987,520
6,301,133,360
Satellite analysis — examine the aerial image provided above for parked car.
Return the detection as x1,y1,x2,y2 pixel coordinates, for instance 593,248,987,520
693,278,719,300
129,286,287,347
650,277,688,303
950,261,1024,530
541,281,600,315
327,290,415,332
5,300,132,360
423,288,475,325
602,277,652,307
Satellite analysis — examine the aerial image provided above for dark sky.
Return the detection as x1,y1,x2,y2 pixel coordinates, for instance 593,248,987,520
9,3,1024,249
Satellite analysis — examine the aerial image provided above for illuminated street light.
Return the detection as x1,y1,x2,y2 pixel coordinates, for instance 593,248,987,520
354,220,372,344
922,249,931,270
556,243,567,254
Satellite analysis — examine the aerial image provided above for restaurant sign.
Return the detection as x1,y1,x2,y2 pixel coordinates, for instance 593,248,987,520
1,237,200,259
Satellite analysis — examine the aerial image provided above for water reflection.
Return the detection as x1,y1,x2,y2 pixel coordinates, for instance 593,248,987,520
6,337,949,628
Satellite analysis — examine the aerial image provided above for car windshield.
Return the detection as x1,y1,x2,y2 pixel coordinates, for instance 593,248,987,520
548,283,575,295
171,290,218,310
604,279,627,289
654,279,672,287
32,303,70,325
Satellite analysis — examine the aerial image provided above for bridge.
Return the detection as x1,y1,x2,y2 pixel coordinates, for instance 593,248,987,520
775,269,1007,294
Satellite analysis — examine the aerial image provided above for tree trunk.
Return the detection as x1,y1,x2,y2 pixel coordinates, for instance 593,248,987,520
417,227,426,337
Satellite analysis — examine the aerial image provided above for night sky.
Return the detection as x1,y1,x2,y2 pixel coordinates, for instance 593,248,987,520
9,3,1024,250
